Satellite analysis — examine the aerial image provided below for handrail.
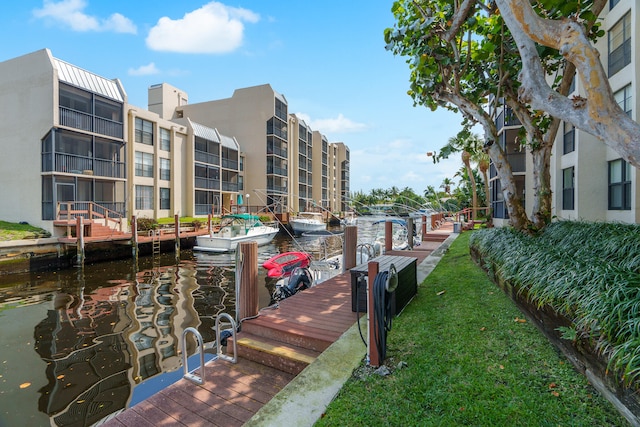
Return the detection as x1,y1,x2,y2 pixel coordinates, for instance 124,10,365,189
181,327,206,385
56,201,124,230
215,313,237,363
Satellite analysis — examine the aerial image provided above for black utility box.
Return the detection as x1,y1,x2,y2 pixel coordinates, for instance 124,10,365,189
349,255,417,313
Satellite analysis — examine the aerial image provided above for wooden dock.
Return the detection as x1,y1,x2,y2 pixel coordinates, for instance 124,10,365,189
101,222,453,426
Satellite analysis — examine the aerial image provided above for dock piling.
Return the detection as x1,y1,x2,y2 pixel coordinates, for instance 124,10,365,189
343,225,357,271
237,241,259,323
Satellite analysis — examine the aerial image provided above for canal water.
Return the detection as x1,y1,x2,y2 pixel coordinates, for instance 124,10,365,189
0,217,400,427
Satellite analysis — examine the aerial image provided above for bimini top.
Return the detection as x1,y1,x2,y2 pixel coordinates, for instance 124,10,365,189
221,214,264,227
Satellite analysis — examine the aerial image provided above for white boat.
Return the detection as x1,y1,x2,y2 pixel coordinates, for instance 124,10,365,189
341,211,358,227
289,212,326,235
193,214,279,253
371,218,417,251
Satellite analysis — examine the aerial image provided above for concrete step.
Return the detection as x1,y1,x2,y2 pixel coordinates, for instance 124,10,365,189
239,316,337,352
229,333,320,375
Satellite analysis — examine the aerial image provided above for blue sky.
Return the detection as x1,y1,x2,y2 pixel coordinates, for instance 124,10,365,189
3,0,465,195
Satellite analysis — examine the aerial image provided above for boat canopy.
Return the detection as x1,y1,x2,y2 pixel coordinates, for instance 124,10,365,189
221,213,263,226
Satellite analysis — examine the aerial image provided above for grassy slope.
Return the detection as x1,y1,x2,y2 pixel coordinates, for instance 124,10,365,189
317,232,626,426
0,220,50,241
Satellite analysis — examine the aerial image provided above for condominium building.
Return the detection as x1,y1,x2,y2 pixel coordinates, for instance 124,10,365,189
0,49,127,234
0,50,350,234
491,0,639,226
552,0,639,224
169,84,350,215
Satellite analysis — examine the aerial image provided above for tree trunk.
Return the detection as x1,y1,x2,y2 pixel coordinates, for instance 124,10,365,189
486,143,530,230
531,144,553,229
495,0,640,168
440,92,532,231
462,152,477,221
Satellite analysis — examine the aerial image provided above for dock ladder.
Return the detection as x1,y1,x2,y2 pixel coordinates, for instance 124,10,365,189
151,229,161,257
181,313,237,385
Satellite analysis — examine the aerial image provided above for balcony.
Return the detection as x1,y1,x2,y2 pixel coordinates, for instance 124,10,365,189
195,177,220,190
195,150,220,165
42,152,125,178
59,107,123,139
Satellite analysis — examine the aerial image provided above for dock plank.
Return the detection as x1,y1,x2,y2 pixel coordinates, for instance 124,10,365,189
101,227,453,426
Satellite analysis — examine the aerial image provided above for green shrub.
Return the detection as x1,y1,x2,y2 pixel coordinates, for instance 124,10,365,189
470,220,640,387
136,217,158,232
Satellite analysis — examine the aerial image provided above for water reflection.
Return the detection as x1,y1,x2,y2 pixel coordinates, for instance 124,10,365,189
0,221,382,426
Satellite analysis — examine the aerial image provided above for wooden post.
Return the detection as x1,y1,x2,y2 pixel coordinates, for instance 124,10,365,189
174,214,180,259
237,241,258,322
343,225,357,271
407,217,414,250
368,261,380,367
421,215,427,240
208,214,212,235
131,215,138,261
76,216,85,266
384,220,393,252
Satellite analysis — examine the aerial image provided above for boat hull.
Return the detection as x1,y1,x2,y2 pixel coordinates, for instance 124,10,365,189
194,228,278,252
289,220,326,235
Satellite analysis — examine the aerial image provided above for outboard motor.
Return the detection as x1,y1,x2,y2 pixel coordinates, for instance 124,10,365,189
271,266,314,302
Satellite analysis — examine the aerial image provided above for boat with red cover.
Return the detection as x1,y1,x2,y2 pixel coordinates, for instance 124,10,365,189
262,251,312,278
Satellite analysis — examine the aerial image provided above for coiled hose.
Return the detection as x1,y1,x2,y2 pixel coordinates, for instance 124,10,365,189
373,270,393,362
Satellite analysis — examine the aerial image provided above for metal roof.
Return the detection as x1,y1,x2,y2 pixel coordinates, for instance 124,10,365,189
191,121,239,150
53,58,124,102
191,121,220,142
218,133,239,151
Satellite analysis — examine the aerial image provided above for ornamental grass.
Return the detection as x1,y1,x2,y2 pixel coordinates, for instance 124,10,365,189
470,221,640,387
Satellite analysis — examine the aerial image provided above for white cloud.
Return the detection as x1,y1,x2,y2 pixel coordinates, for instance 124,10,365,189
33,0,136,34
295,112,367,134
146,2,260,54
128,63,160,76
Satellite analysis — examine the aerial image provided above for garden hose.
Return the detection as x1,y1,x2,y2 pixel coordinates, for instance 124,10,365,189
373,270,393,362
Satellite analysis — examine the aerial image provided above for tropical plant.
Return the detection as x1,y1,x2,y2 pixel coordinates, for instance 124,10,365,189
385,0,608,231
470,221,640,388
440,177,454,196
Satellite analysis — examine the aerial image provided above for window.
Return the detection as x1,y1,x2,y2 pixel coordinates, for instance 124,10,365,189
563,122,575,154
135,151,154,177
135,117,154,145
614,84,632,117
135,185,153,210
609,159,632,210
562,167,575,210
160,128,171,151
610,0,620,9
608,13,631,76
160,158,170,181
160,188,170,210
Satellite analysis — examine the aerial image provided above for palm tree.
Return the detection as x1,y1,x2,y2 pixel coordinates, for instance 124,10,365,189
440,177,454,196
436,131,485,221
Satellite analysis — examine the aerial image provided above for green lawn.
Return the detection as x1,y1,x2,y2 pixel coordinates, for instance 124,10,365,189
0,220,50,241
317,232,627,426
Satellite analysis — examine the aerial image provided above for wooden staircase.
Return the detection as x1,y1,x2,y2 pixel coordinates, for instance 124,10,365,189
55,219,128,242
228,273,361,375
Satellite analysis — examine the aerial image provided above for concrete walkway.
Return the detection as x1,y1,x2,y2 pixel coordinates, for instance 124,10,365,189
244,232,459,426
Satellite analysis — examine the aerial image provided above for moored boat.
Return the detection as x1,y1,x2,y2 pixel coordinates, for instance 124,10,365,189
262,251,312,278
193,214,279,253
289,212,326,235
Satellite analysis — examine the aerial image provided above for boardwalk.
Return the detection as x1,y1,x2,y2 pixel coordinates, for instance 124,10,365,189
102,221,454,426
